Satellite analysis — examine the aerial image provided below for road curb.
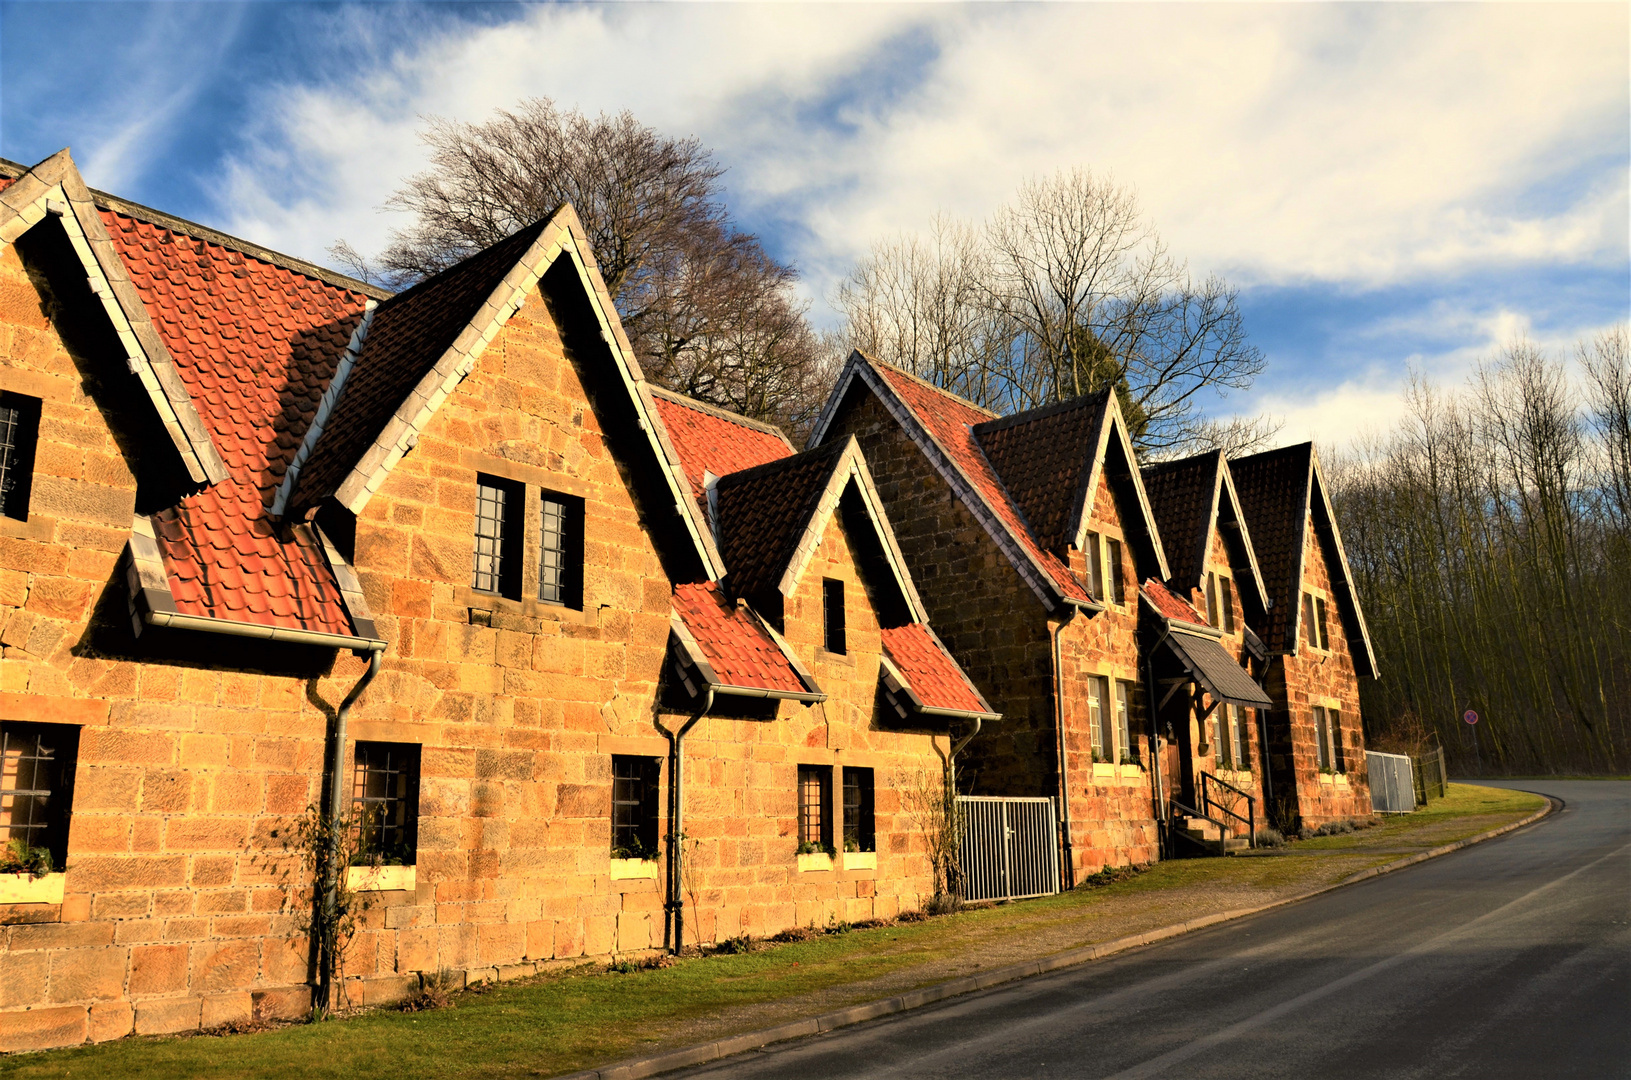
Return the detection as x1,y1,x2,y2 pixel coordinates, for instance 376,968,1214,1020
559,796,1556,1080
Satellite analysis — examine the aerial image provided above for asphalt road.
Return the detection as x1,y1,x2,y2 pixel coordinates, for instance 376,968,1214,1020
676,781,1629,1080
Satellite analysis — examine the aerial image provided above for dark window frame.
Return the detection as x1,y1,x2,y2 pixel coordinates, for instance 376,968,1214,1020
472,474,525,600
1107,538,1125,605
0,721,79,872
842,767,875,853
1085,531,1104,599
797,764,833,853
538,490,586,609
822,578,846,655
611,755,661,860
351,741,421,867
1219,575,1236,634
0,392,42,522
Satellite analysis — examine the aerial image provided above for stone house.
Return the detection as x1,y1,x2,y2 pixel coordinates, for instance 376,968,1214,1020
1229,443,1379,827
0,150,989,1052
1140,451,1279,844
810,352,1189,883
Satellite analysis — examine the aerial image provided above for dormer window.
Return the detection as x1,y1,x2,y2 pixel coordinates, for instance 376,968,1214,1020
0,392,41,522
823,578,846,655
1302,591,1329,650
1206,573,1236,633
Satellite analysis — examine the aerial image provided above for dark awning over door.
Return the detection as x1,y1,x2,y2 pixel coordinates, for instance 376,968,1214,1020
1164,630,1273,708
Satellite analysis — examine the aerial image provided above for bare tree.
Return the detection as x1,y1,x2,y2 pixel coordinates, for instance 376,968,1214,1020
832,168,1267,453
349,99,824,431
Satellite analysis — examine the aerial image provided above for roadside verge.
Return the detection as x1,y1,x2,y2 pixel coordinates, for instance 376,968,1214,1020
562,796,1557,1080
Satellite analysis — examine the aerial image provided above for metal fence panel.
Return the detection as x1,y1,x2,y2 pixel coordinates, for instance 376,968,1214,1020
957,796,1060,902
1366,751,1417,813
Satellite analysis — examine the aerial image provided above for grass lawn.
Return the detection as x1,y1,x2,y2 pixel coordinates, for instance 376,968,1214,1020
0,784,1545,1080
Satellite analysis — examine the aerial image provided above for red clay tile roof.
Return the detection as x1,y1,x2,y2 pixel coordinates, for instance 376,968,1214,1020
650,389,792,506
869,364,1093,605
972,392,1110,551
1141,450,1223,591
672,582,807,693
104,209,370,635
881,623,992,717
1228,444,1314,651
289,218,552,515
712,440,848,599
1142,578,1208,627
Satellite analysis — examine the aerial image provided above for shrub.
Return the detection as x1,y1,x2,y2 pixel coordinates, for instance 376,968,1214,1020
1078,862,1148,888
924,892,962,916
896,910,928,923
771,925,817,943
715,935,752,955
400,969,459,1012
0,839,52,878
1256,827,1285,848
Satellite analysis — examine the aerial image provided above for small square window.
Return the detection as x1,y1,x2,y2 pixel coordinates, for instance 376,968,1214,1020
797,764,832,853
472,475,525,599
842,767,874,854
0,393,41,522
611,755,660,859
0,721,79,872
822,579,846,655
351,742,420,866
539,492,586,609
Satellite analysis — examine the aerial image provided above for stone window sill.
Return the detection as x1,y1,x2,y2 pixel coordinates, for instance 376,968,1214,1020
347,865,416,892
842,851,876,871
0,872,64,905
610,858,659,880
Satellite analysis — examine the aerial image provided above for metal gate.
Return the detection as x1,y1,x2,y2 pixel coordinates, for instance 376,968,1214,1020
1413,746,1448,803
1366,751,1417,813
957,796,1060,902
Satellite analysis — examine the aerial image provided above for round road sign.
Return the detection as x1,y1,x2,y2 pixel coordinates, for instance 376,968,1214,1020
1464,709,1479,725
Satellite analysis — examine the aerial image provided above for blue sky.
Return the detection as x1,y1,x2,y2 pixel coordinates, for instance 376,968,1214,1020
3,2,1626,446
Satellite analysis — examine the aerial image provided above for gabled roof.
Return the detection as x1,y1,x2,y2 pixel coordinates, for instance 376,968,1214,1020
649,386,793,508
1141,578,1210,629
0,150,228,485
0,150,385,648
670,582,822,700
1141,449,1270,615
1229,443,1378,678
810,351,1169,612
276,203,724,582
712,439,851,599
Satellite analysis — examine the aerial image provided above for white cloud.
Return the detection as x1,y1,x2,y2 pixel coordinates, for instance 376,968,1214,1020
214,2,1627,308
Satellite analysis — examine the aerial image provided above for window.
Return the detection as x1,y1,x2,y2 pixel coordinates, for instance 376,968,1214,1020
797,765,832,852
1106,538,1125,605
0,393,40,522
351,742,420,867
472,475,524,599
1314,596,1330,650
823,579,846,655
1206,573,1220,628
1088,676,1113,762
1303,592,1329,651
1312,706,1332,771
538,492,585,608
0,722,79,873
1220,576,1236,634
1086,531,1104,600
1235,705,1252,769
842,767,874,853
1329,708,1344,772
1210,707,1227,763
1115,681,1135,765
611,755,660,859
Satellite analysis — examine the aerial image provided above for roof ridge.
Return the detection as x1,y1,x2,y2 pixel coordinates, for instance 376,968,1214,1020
971,387,1111,436
370,216,554,315
0,155,393,302
860,353,1000,419
1141,447,1224,477
647,385,793,444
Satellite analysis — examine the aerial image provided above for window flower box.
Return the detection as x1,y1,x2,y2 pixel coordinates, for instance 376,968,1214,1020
0,872,64,905
842,851,876,871
346,864,415,892
610,857,659,880
796,852,835,873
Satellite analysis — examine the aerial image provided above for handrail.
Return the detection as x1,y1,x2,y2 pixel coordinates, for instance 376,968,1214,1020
1199,772,1256,849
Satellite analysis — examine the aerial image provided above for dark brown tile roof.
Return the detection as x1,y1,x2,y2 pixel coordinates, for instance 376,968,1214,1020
1229,443,1314,652
1141,450,1223,591
971,392,1111,552
712,440,848,599
290,218,553,514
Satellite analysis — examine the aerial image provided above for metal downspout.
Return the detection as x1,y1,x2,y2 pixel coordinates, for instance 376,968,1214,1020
317,650,380,1016
1146,624,1172,859
1049,619,1075,889
661,689,712,955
